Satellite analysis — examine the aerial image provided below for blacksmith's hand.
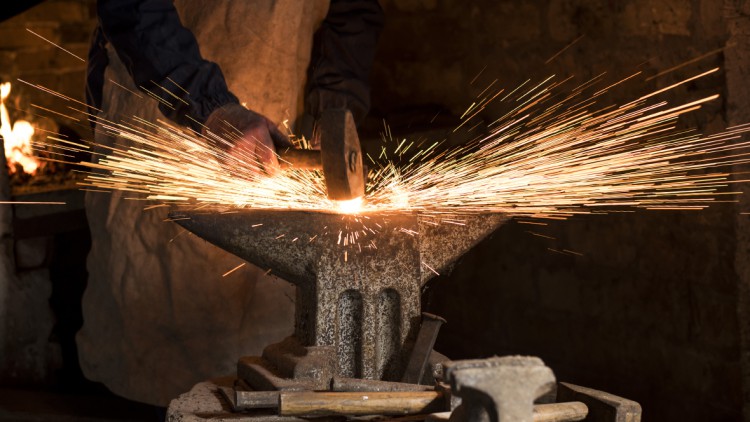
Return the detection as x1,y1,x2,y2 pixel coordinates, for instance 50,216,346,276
202,103,292,175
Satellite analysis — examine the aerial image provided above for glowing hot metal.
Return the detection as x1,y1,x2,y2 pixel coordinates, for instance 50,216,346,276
336,197,364,214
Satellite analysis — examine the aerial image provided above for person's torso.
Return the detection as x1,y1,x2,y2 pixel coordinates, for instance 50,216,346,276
174,0,329,124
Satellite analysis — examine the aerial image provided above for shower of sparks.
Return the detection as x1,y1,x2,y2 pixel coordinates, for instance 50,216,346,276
222,262,246,277
422,261,440,276
545,34,585,64
19,66,750,225
25,28,85,62
336,197,365,214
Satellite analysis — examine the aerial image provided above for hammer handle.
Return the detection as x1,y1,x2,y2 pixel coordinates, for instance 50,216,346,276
279,391,444,417
278,149,321,170
428,402,588,422
533,402,588,421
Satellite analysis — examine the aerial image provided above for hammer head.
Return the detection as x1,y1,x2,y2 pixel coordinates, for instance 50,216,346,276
319,109,365,201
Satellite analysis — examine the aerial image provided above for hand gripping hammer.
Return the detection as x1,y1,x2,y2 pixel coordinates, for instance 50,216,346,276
277,108,365,201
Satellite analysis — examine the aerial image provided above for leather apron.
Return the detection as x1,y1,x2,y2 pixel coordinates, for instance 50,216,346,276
77,0,330,406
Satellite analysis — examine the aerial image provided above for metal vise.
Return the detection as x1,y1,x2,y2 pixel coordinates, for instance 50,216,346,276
441,357,642,422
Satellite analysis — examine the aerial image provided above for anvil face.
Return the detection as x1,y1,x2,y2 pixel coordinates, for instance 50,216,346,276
170,209,506,380
170,209,506,285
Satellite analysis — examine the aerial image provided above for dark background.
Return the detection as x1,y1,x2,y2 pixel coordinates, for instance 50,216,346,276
1,1,749,421
368,1,747,421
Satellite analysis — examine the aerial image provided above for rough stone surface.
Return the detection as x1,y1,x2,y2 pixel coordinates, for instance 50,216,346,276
0,133,12,382
0,0,95,117
167,377,311,422
0,0,79,384
725,1,750,420
621,0,692,36
167,378,234,422
14,237,49,269
173,210,505,382
1,268,62,385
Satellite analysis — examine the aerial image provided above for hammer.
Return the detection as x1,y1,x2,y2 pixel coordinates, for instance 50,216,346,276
277,108,365,201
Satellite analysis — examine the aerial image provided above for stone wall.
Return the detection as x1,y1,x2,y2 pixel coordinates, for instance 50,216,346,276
368,0,743,421
0,0,94,110
725,0,750,419
0,0,95,387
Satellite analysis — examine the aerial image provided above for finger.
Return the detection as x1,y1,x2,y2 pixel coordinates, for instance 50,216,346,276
309,121,321,151
266,120,294,149
229,128,269,176
252,130,281,176
262,150,281,176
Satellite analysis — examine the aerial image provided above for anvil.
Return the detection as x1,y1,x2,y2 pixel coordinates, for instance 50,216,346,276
168,209,643,422
170,209,506,391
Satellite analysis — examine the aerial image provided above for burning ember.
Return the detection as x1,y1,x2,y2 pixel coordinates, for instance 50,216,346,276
0,82,40,175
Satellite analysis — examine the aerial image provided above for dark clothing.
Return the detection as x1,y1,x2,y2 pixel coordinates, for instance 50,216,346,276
88,0,237,130
305,0,383,124
87,0,383,131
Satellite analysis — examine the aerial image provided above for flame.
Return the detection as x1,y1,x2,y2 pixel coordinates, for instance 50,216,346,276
0,82,39,175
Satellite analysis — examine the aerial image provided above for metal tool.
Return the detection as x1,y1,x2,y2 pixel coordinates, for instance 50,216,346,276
219,383,591,421
218,376,601,422
445,356,557,422
277,108,364,201
557,382,642,421
167,210,641,421
402,312,447,385
435,356,641,422
171,209,506,392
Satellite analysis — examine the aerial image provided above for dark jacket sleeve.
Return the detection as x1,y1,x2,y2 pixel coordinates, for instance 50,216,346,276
305,0,384,125
96,0,238,130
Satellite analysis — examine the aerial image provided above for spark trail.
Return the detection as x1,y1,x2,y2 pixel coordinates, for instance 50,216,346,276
70,69,750,220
